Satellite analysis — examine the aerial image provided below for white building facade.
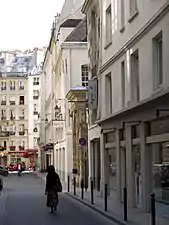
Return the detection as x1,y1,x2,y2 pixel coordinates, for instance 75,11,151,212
83,0,169,214
28,73,41,150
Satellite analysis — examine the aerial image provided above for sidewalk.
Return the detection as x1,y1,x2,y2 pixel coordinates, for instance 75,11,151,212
34,172,169,225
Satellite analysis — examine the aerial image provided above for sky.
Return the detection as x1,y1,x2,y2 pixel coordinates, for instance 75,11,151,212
0,0,65,51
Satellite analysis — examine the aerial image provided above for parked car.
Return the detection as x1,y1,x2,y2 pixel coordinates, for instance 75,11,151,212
0,165,9,176
6,164,18,171
0,176,3,191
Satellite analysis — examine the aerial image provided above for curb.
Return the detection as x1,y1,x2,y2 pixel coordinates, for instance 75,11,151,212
65,192,128,225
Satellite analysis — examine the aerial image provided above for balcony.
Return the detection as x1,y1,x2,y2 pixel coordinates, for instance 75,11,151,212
9,146,16,151
19,86,24,90
0,146,6,151
1,87,6,91
10,86,15,90
1,116,6,120
33,96,39,100
33,111,38,115
19,146,25,151
9,101,15,105
9,131,15,135
19,101,24,105
19,131,25,135
10,116,15,120
19,116,25,120
0,131,10,137
1,101,6,105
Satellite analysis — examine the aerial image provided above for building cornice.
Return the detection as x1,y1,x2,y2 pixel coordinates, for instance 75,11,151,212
100,2,169,73
61,42,87,49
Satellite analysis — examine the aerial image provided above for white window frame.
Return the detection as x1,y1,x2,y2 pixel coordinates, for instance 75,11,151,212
81,64,89,87
105,4,112,45
153,31,163,90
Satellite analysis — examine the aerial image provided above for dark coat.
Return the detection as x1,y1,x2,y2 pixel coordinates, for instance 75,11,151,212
45,172,61,192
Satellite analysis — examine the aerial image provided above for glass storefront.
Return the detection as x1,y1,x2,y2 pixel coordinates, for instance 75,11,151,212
152,142,169,203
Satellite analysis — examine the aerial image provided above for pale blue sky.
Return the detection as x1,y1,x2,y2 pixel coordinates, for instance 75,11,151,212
0,0,65,50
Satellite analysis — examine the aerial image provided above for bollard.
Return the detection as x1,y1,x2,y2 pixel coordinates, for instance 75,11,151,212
81,178,84,199
67,175,70,192
91,180,94,205
73,176,76,196
123,187,127,221
104,184,108,211
151,193,156,225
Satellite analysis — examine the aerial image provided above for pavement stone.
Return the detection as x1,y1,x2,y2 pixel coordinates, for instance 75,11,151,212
0,173,117,225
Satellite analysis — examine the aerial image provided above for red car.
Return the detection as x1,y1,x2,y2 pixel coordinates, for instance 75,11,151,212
6,164,18,171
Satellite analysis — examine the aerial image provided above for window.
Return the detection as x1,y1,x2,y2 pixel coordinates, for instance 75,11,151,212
1,95,6,105
33,90,39,99
1,82,6,91
106,4,112,45
19,109,25,119
1,110,6,120
121,61,126,108
81,64,89,87
33,104,38,115
65,59,68,74
9,81,15,90
33,77,39,85
19,96,24,105
130,0,138,16
19,81,24,90
10,109,15,120
19,124,24,135
33,137,37,146
131,50,139,103
105,73,112,115
9,96,15,105
120,0,125,30
153,31,163,89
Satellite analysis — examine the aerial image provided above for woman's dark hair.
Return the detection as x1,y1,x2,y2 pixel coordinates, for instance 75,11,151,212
47,165,55,174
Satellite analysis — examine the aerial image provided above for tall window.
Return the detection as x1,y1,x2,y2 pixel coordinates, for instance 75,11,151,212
105,73,112,115
120,0,125,30
33,77,39,85
33,90,39,99
1,110,6,120
153,31,163,89
106,4,112,44
19,96,24,105
10,109,15,120
130,0,138,16
1,82,6,90
81,64,89,87
131,50,139,103
19,81,24,90
9,81,15,90
121,61,126,108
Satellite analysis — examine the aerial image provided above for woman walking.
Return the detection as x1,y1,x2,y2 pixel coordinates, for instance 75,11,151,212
45,165,62,213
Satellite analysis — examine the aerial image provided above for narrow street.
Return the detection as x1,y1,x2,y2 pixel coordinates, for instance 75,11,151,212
0,174,116,225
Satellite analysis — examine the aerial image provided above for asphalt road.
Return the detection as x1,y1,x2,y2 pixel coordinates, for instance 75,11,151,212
0,174,117,225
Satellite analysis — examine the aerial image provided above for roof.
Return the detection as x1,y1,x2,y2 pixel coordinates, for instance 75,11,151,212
65,17,87,42
60,19,82,28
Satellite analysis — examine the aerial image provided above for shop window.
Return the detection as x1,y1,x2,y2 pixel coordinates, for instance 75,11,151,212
131,125,139,139
152,142,169,203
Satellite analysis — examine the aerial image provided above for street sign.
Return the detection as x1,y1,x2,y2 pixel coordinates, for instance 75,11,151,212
79,138,87,146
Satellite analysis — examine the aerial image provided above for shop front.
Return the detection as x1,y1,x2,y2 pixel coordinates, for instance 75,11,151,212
99,94,169,216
